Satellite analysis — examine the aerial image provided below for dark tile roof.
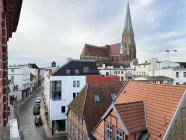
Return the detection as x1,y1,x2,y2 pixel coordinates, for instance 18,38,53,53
176,62,186,68
28,63,39,69
114,81,186,139
115,101,147,134
68,85,88,116
68,81,125,134
144,76,173,81
52,60,99,76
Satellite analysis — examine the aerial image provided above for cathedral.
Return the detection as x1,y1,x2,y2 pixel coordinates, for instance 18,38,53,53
80,2,137,66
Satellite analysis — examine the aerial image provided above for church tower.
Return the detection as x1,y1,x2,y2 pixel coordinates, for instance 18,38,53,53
120,1,136,61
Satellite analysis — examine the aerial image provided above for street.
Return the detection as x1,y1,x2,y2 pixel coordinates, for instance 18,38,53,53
19,86,44,140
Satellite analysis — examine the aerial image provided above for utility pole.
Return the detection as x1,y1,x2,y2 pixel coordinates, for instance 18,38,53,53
165,50,177,61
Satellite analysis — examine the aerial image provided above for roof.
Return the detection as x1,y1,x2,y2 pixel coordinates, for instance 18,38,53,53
28,63,39,69
115,101,147,134
68,81,125,134
176,62,186,68
52,60,99,76
81,44,110,58
114,81,186,139
108,43,120,56
124,1,133,33
135,76,173,81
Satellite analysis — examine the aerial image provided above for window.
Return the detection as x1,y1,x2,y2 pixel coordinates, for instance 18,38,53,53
79,132,82,140
11,69,14,72
118,71,120,74
114,71,116,74
61,106,65,113
176,82,179,85
94,95,100,102
144,65,146,67
121,71,123,74
111,93,116,101
184,72,186,78
83,67,89,73
77,80,80,87
51,81,61,100
73,81,76,87
116,129,123,140
11,76,14,80
73,92,76,99
176,72,179,78
71,124,74,133
121,77,123,81
68,120,71,132
106,123,112,140
75,70,79,75
76,129,78,139
66,70,70,74
106,72,109,75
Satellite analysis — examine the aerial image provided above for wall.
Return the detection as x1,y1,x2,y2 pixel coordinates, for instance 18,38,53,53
135,64,151,76
49,75,86,128
86,75,120,82
173,69,186,85
67,109,88,139
148,69,173,77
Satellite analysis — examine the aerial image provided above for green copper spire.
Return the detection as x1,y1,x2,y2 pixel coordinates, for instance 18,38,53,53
124,1,133,33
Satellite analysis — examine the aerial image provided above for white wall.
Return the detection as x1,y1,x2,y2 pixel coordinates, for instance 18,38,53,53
49,76,86,129
173,69,186,85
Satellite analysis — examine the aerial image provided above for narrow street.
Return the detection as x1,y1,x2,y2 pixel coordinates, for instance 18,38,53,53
19,86,44,140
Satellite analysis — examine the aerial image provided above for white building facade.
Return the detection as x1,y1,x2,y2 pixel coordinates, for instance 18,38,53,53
48,60,99,135
8,65,30,101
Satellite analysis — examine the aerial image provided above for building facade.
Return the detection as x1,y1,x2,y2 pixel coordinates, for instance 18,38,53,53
80,2,137,65
48,60,99,135
67,81,124,140
0,0,23,137
8,65,30,102
92,81,186,140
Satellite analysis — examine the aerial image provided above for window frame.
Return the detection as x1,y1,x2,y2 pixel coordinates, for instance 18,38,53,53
83,67,89,73
11,69,14,72
184,72,186,78
66,70,70,74
77,80,80,87
94,95,100,102
73,92,76,99
176,72,179,78
73,80,76,87
61,106,65,113
51,81,62,100
75,70,79,75
106,122,112,140
111,93,116,101
115,128,123,140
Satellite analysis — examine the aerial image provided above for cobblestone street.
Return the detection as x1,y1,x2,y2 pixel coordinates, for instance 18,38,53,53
19,86,67,140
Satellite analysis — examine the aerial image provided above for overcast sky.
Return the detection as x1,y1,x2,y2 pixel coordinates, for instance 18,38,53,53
8,0,186,67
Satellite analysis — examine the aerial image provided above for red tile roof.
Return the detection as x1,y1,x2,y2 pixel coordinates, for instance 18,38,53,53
108,43,120,56
81,44,110,58
68,81,125,134
115,101,146,134
114,81,186,139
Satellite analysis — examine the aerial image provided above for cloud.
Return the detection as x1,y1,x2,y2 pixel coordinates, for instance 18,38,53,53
8,0,186,67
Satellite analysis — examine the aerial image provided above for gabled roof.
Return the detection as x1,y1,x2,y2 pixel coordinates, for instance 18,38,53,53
52,60,99,76
68,81,125,134
108,43,120,56
114,81,186,139
81,44,110,58
115,101,147,134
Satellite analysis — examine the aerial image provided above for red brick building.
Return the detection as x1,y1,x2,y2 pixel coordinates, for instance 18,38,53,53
0,0,23,137
80,2,137,65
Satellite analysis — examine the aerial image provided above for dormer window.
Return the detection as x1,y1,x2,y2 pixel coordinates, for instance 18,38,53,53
94,95,100,102
111,93,116,101
66,70,70,74
84,67,89,73
75,70,79,75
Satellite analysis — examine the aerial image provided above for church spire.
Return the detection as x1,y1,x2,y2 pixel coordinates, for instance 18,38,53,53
124,1,133,33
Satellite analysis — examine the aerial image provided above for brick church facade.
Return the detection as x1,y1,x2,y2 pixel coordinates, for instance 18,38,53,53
80,2,137,65
0,0,23,137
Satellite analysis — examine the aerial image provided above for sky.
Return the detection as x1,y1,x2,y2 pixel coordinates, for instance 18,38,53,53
8,0,186,67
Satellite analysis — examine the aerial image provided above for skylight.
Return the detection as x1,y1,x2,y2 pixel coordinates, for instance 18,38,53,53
111,93,116,101
94,95,100,102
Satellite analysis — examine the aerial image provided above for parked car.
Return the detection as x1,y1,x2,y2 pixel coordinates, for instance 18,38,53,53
33,105,40,115
35,99,41,105
34,103,40,109
35,115,42,126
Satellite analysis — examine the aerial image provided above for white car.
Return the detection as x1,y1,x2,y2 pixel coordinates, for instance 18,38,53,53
36,98,41,104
